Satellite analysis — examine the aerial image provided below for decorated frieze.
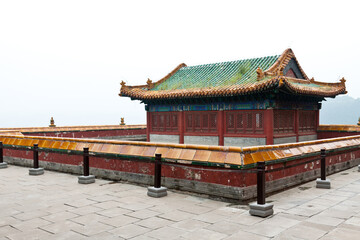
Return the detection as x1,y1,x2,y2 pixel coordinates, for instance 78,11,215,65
148,100,271,112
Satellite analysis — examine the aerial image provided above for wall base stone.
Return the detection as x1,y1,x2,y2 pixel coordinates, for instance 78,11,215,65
224,137,266,147
184,136,219,146
274,136,297,144
299,134,317,142
150,134,180,144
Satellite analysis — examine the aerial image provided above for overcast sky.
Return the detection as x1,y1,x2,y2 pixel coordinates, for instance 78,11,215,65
1,0,359,128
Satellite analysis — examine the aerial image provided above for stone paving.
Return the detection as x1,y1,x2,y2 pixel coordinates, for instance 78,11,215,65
1,165,360,240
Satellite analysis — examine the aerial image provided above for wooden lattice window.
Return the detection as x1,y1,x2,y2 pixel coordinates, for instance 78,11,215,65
185,112,217,133
152,114,159,131
225,111,264,134
151,112,178,132
209,114,217,132
274,110,295,134
299,110,316,132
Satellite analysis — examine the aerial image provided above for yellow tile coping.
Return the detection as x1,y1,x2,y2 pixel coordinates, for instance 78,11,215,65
0,130,23,136
1,131,360,167
0,124,146,133
318,124,360,132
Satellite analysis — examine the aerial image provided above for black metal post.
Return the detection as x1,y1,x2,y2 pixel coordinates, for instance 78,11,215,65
257,161,266,205
83,147,89,176
33,144,39,169
0,142,3,163
154,153,162,188
321,148,326,180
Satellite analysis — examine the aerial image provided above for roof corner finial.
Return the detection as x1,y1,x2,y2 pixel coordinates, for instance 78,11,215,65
310,77,315,82
120,81,126,88
340,77,346,83
49,117,56,127
278,78,284,87
146,78,153,89
256,67,265,81
120,117,126,125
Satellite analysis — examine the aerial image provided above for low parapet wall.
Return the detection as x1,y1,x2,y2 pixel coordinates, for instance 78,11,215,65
0,125,146,140
1,134,360,200
318,125,360,139
0,130,23,136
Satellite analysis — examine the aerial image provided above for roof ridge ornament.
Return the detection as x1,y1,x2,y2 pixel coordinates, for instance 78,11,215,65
120,81,126,88
256,67,265,81
120,117,126,125
310,77,315,82
278,78,285,87
340,77,346,83
49,117,56,127
147,78,154,89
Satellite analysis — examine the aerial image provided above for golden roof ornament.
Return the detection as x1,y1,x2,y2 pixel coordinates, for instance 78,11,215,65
146,78,153,89
256,67,265,81
340,77,346,83
120,81,126,88
120,117,125,125
278,78,284,87
49,117,56,127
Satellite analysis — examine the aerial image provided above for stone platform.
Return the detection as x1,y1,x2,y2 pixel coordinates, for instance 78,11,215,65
0,165,360,239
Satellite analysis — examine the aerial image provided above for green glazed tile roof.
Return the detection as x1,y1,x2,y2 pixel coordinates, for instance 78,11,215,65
152,55,280,91
120,48,347,100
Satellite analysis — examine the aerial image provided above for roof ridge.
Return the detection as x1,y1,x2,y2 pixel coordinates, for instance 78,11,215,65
184,54,280,70
150,63,187,90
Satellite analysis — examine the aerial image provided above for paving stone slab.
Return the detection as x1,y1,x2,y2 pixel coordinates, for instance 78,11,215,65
71,221,114,236
99,214,139,227
135,216,175,229
319,227,360,240
306,214,344,226
6,229,52,240
223,230,270,240
181,228,228,240
125,209,160,219
273,224,327,240
96,207,133,218
1,165,360,239
70,213,110,225
40,220,83,234
109,223,151,239
144,226,186,240
159,210,196,222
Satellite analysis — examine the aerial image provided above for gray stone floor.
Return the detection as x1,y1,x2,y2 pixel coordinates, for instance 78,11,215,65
1,165,360,240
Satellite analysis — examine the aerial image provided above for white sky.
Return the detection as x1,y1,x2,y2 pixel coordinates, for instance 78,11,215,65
1,0,359,127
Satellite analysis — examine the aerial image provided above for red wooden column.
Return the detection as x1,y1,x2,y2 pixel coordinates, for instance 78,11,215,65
295,109,299,142
179,111,185,144
264,108,274,145
316,109,320,130
146,111,151,142
218,110,224,146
